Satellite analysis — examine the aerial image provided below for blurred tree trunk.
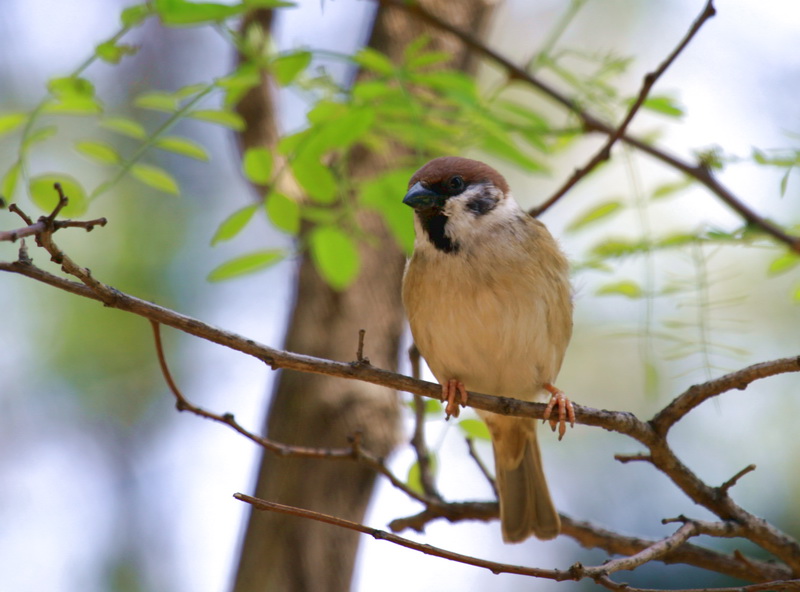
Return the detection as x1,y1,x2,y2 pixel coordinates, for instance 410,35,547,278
232,2,498,591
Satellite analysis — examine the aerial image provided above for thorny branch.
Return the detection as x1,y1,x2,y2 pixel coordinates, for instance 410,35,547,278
2,198,800,590
378,0,800,252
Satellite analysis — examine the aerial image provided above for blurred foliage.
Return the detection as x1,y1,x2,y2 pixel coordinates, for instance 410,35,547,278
1,0,797,466
1,1,799,591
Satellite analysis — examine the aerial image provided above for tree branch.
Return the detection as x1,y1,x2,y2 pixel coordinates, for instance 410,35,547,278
376,0,800,252
235,493,800,592
652,356,800,433
4,203,800,585
532,0,715,215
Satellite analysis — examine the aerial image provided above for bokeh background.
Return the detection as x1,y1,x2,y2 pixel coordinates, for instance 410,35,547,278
1,1,799,590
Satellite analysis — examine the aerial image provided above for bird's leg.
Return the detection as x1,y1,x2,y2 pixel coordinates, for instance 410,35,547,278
542,383,575,441
441,379,468,420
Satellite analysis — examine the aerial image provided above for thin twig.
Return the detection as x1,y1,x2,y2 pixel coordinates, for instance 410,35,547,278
583,522,698,576
408,342,440,500
465,437,497,497
148,320,436,506
234,493,573,581
531,0,716,215
719,464,757,494
652,356,800,433
355,328,369,364
377,0,800,252
5,204,800,580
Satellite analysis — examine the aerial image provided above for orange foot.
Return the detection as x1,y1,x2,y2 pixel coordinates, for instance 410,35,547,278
441,379,468,420
543,383,575,441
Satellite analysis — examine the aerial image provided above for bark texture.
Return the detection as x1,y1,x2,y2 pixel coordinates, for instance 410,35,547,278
232,2,498,591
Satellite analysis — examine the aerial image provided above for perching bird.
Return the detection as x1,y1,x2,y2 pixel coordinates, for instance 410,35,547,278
401,156,574,543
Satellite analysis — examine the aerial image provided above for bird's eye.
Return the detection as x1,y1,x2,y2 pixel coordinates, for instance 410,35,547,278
448,175,465,193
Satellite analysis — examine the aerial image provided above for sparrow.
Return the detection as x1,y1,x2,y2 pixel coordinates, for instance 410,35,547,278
401,156,574,543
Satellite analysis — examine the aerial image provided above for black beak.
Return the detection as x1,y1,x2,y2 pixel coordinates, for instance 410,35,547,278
403,182,445,209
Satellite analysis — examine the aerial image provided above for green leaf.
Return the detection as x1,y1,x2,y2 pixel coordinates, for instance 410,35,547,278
130,163,180,194
359,168,417,253
793,283,800,303
0,113,27,137
134,91,179,112
458,419,491,441
155,136,210,160
406,455,437,496
271,51,312,86
479,131,545,172
1,163,21,200
566,200,624,232
590,238,648,259
406,51,450,70
186,109,245,130
265,192,300,235
121,3,154,26
353,48,395,76
101,116,147,139
207,249,284,282
244,0,296,7
95,40,138,64
652,178,692,200
242,147,273,184
218,63,261,108
75,140,121,165
780,169,791,197
211,203,258,245
596,280,643,299
173,83,208,99
291,157,337,203
154,0,242,26
640,95,684,118
45,76,102,115
23,125,57,149
768,252,800,276
352,80,395,102
309,225,360,290
29,174,88,217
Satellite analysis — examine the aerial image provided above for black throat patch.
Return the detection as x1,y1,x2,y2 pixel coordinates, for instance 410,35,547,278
416,209,458,253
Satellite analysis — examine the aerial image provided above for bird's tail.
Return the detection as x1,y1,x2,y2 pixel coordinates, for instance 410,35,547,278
489,416,560,543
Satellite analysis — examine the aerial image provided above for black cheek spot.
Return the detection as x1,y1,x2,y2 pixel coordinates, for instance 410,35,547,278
466,194,498,216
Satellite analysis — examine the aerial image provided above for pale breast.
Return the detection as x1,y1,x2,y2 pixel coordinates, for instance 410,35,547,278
402,237,571,402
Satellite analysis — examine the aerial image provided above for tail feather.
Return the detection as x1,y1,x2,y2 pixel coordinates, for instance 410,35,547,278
490,417,560,543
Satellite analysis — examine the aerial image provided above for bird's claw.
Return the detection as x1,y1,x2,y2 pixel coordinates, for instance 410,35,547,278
442,379,468,420
542,383,574,441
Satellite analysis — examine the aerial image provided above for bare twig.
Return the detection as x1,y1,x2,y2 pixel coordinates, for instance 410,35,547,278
652,357,800,433
148,320,436,506
377,0,800,252
408,343,441,500
355,328,369,364
720,464,757,494
465,437,497,497
2,204,107,243
234,493,573,581
5,203,800,584
532,0,716,215
583,522,698,576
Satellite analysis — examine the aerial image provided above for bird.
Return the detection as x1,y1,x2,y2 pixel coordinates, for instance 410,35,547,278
401,156,574,543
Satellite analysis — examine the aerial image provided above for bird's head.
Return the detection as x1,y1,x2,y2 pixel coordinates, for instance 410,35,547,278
403,156,517,253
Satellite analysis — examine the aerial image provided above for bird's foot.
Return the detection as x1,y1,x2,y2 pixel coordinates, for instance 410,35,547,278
542,383,575,441
441,379,468,420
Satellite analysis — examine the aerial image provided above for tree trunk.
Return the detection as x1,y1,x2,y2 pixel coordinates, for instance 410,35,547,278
232,2,498,591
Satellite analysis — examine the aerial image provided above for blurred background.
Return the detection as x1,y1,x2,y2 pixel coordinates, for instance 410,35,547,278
0,0,798,590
